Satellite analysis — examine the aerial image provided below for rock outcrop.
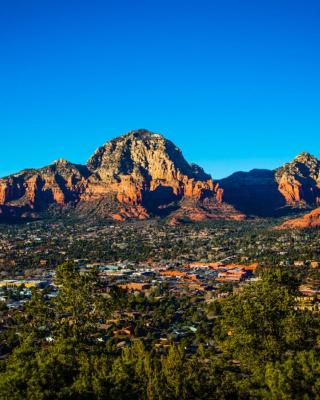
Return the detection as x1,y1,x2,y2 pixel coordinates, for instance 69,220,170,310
0,160,90,214
277,208,320,229
275,152,320,207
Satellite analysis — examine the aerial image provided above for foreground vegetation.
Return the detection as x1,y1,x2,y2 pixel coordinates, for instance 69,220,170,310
0,263,319,399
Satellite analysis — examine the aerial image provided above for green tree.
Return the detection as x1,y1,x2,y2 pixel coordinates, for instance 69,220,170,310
265,350,320,400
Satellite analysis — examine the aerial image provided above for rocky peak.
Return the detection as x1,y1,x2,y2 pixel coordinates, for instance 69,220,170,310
87,129,210,181
44,159,90,180
274,152,320,207
294,151,317,162
121,129,163,141
218,151,320,216
79,129,227,220
0,129,227,222
52,158,72,167
276,152,319,180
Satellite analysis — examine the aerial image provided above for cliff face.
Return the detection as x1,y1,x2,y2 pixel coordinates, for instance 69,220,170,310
219,152,320,216
274,152,320,207
277,208,320,229
0,130,236,221
219,169,286,217
0,159,90,211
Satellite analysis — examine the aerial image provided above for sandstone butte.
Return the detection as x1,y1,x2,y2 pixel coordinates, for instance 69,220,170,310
277,208,320,230
0,130,319,223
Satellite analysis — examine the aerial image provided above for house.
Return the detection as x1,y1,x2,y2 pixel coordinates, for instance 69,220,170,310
113,326,134,337
216,268,249,282
294,261,305,267
118,283,151,291
160,271,187,278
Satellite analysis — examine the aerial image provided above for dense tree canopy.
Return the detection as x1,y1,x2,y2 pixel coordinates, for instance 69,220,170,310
0,264,319,399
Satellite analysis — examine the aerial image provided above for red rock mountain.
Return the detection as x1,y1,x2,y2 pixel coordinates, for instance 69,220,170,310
0,131,318,222
0,159,89,209
277,208,320,229
0,130,242,221
219,152,320,216
275,152,320,207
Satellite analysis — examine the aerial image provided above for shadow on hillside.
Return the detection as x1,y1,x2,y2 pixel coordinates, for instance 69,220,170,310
142,186,180,217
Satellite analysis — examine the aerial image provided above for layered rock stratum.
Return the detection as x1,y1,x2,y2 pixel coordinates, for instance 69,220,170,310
0,159,90,208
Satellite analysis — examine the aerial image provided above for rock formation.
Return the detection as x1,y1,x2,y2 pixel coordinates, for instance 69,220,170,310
0,130,242,222
275,152,320,207
1,130,318,222
219,152,320,216
79,130,228,220
0,159,90,212
276,208,320,229
218,169,286,216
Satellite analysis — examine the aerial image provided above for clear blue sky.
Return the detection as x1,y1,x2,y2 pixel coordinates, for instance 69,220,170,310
1,0,319,179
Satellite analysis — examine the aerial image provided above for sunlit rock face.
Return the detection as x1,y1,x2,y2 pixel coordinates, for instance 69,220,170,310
0,159,89,210
275,152,320,207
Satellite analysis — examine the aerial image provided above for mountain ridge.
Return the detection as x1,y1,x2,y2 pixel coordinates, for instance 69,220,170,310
219,151,320,217
0,130,240,222
0,130,319,222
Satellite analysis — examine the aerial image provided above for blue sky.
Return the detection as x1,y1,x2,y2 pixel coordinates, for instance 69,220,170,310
1,0,319,179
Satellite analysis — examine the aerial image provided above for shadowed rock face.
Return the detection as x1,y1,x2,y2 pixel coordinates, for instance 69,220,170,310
219,169,286,217
0,130,238,222
219,152,320,217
